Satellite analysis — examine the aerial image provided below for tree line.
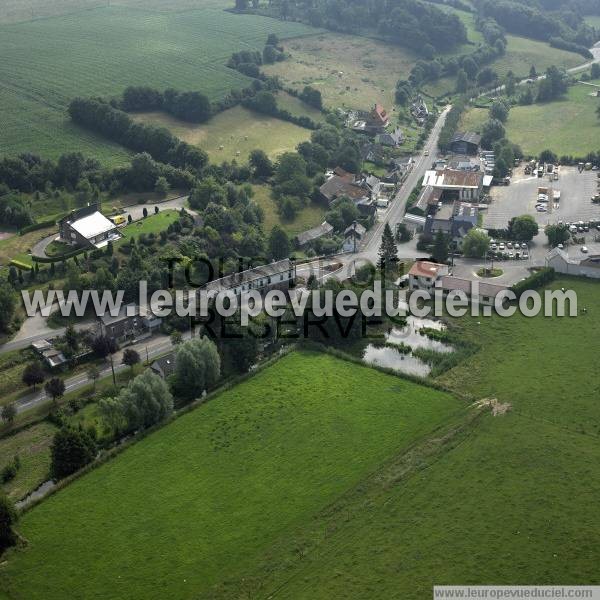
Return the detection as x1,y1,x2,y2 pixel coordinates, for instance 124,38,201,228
120,87,212,123
68,97,209,174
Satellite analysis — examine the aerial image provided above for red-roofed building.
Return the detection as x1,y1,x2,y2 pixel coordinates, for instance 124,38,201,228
408,261,449,292
370,104,390,129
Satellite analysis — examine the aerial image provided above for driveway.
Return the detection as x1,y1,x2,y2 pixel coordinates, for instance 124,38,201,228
120,195,195,221
31,232,59,259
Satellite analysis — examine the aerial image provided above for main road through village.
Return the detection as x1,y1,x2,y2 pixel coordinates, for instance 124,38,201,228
6,106,535,414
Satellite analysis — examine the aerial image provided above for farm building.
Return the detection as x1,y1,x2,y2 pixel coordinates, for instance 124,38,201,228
423,168,484,201
201,259,296,298
58,205,122,250
449,132,481,155
545,247,600,279
295,222,334,248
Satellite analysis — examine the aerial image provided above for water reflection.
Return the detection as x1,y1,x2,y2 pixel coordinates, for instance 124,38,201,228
362,316,453,377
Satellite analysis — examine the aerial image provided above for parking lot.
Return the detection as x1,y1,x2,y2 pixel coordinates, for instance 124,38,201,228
483,167,600,229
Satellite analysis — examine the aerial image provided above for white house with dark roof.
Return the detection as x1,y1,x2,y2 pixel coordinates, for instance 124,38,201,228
59,205,122,249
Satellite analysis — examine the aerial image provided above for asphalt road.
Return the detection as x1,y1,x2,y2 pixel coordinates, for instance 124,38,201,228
13,330,193,414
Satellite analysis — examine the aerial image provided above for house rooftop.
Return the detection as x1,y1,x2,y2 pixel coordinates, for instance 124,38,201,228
100,303,140,326
202,259,293,295
295,222,334,246
409,261,447,279
69,211,119,241
423,169,483,189
151,352,176,379
441,275,507,298
450,131,482,146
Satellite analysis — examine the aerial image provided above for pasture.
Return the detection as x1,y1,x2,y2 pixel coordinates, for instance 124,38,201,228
0,4,317,164
251,184,329,236
424,34,584,98
0,352,462,600
209,279,600,597
131,104,314,163
504,80,600,156
262,33,419,110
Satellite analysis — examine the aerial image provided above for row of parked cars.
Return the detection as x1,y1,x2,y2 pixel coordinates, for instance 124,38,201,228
489,240,529,260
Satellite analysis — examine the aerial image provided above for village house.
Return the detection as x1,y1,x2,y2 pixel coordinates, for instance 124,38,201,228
150,352,176,379
294,222,334,249
58,204,122,250
422,168,484,202
319,168,378,216
410,96,429,124
545,246,600,279
449,132,481,155
31,339,67,369
201,259,296,298
351,103,390,134
408,261,449,292
376,127,404,147
342,222,367,253
100,304,161,345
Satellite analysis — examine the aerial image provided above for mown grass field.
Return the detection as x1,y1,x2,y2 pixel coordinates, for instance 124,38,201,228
0,352,463,600
584,15,600,28
3,280,600,598
0,3,318,164
262,33,419,110
131,104,315,164
251,184,329,236
208,279,600,598
503,81,600,156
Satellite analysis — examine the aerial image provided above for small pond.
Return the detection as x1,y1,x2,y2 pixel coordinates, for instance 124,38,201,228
362,316,453,377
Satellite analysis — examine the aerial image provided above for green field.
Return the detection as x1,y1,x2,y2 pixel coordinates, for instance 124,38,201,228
0,3,318,164
131,104,315,164
115,209,179,248
0,352,462,600
262,32,419,110
251,184,329,236
0,422,58,501
3,279,600,597
475,80,600,156
584,15,600,28
424,34,584,98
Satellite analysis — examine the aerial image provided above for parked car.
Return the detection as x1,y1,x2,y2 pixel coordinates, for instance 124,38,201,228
507,242,513,249
499,243,505,250
521,243,527,249
536,205,547,212
557,244,564,249
581,246,589,253
522,252,529,259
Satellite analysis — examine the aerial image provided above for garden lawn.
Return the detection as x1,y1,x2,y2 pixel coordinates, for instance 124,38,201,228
115,209,179,248
0,4,317,164
131,106,315,164
251,185,329,236
0,352,463,600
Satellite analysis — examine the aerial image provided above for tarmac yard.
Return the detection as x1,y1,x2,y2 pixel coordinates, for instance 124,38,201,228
483,167,600,229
